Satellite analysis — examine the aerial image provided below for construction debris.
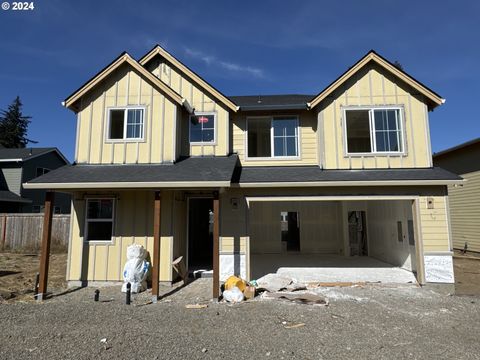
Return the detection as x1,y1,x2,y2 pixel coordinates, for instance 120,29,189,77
284,323,306,329
261,291,328,306
256,274,294,292
185,304,208,309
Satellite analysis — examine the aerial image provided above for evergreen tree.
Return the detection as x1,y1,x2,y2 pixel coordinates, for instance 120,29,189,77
0,96,36,148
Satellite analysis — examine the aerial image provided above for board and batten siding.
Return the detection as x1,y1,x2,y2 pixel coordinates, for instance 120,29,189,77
448,170,480,252
318,62,432,170
146,58,230,157
1,167,22,195
418,195,451,252
75,64,179,165
232,110,318,166
68,190,180,283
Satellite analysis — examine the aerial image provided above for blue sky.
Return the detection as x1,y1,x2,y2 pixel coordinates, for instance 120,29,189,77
0,0,479,161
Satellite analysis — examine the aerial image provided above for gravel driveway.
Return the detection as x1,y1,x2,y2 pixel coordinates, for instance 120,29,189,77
0,279,479,359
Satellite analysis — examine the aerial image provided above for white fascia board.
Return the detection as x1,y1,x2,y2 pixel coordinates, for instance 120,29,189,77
236,179,464,188
23,181,230,190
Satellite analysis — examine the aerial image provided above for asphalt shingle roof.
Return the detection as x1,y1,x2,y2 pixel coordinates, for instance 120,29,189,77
0,147,57,161
0,190,31,203
235,166,462,183
28,155,239,185
229,94,314,111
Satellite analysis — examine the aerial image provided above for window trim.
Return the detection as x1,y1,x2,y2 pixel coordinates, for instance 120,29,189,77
343,106,406,156
189,111,217,145
84,197,115,244
245,115,301,161
106,106,146,143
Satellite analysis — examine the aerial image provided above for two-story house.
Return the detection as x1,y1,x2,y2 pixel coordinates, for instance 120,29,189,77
0,147,70,213
26,46,462,300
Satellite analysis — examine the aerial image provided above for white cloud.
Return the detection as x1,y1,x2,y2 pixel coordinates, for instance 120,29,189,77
184,48,265,78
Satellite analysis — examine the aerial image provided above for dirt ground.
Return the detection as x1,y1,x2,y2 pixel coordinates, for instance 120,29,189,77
0,251,479,300
0,253,67,301
453,251,480,296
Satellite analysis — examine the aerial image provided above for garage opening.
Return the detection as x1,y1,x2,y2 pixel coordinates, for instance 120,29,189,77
249,199,418,284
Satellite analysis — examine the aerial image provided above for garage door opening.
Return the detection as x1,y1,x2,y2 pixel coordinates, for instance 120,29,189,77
248,199,418,284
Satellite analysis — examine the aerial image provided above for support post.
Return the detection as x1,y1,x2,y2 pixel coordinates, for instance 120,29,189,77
152,191,161,302
412,199,426,285
212,191,220,299
37,191,55,300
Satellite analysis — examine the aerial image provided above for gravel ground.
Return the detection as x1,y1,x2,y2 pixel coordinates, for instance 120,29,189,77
0,279,479,360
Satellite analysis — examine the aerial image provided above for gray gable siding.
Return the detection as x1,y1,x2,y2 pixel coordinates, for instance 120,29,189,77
1,165,22,195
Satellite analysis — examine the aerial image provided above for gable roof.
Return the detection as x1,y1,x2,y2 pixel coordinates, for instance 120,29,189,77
0,147,69,164
307,50,445,110
64,52,184,112
433,137,480,158
229,94,314,111
139,45,239,112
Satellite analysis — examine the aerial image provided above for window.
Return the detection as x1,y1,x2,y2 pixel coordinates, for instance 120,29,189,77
85,199,114,242
189,113,215,143
345,108,404,154
247,117,299,158
108,108,144,140
36,167,50,177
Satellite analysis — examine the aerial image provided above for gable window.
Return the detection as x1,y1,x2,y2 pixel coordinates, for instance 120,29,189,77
85,198,114,242
108,108,144,140
247,116,299,158
36,167,50,177
345,107,404,154
189,113,216,144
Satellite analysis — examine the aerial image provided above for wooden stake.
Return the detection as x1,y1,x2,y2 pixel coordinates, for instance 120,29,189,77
37,191,55,300
152,191,161,302
212,191,220,299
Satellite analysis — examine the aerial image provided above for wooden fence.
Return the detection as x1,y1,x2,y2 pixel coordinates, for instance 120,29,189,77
0,213,70,253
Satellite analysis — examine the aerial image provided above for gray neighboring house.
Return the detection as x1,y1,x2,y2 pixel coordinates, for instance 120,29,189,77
0,147,71,213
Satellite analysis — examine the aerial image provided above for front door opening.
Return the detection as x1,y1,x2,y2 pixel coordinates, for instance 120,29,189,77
348,211,368,256
188,198,214,271
280,211,300,252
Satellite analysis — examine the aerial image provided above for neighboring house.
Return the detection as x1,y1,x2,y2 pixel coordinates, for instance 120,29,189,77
26,46,462,299
0,147,71,213
433,138,480,253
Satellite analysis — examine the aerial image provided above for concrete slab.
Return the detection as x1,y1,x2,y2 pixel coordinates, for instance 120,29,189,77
251,254,417,284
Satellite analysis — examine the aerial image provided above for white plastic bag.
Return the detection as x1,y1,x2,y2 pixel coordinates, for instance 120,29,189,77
121,244,150,293
223,286,244,303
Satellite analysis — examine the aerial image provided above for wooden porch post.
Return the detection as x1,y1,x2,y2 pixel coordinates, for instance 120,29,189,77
213,191,220,299
37,191,55,301
152,191,161,302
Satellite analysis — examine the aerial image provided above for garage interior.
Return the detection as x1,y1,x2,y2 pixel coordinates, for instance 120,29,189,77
249,199,418,283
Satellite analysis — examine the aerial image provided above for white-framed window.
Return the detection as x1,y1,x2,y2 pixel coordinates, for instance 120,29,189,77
247,116,299,158
107,107,145,141
344,107,404,154
36,167,50,177
85,198,114,242
189,112,216,144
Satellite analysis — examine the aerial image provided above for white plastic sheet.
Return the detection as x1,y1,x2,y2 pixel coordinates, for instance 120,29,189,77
121,244,150,293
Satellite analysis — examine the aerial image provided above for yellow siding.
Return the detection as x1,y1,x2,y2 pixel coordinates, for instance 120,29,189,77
418,195,450,252
67,190,177,283
148,59,230,157
76,64,183,165
448,171,480,252
232,111,317,166
319,63,432,169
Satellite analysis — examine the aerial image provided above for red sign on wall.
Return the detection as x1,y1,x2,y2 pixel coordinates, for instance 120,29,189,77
198,116,209,124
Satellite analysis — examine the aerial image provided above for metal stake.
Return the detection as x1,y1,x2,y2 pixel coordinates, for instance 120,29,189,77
126,282,131,305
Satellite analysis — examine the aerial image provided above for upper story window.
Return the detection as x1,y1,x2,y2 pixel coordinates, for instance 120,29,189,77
247,116,299,158
108,107,145,141
344,107,404,154
189,113,216,144
36,167,50,177
85,198,114,242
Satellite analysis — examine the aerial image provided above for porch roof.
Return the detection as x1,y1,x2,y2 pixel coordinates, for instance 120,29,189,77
235,166,463,187
0,190,32,203
23,155,238,190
